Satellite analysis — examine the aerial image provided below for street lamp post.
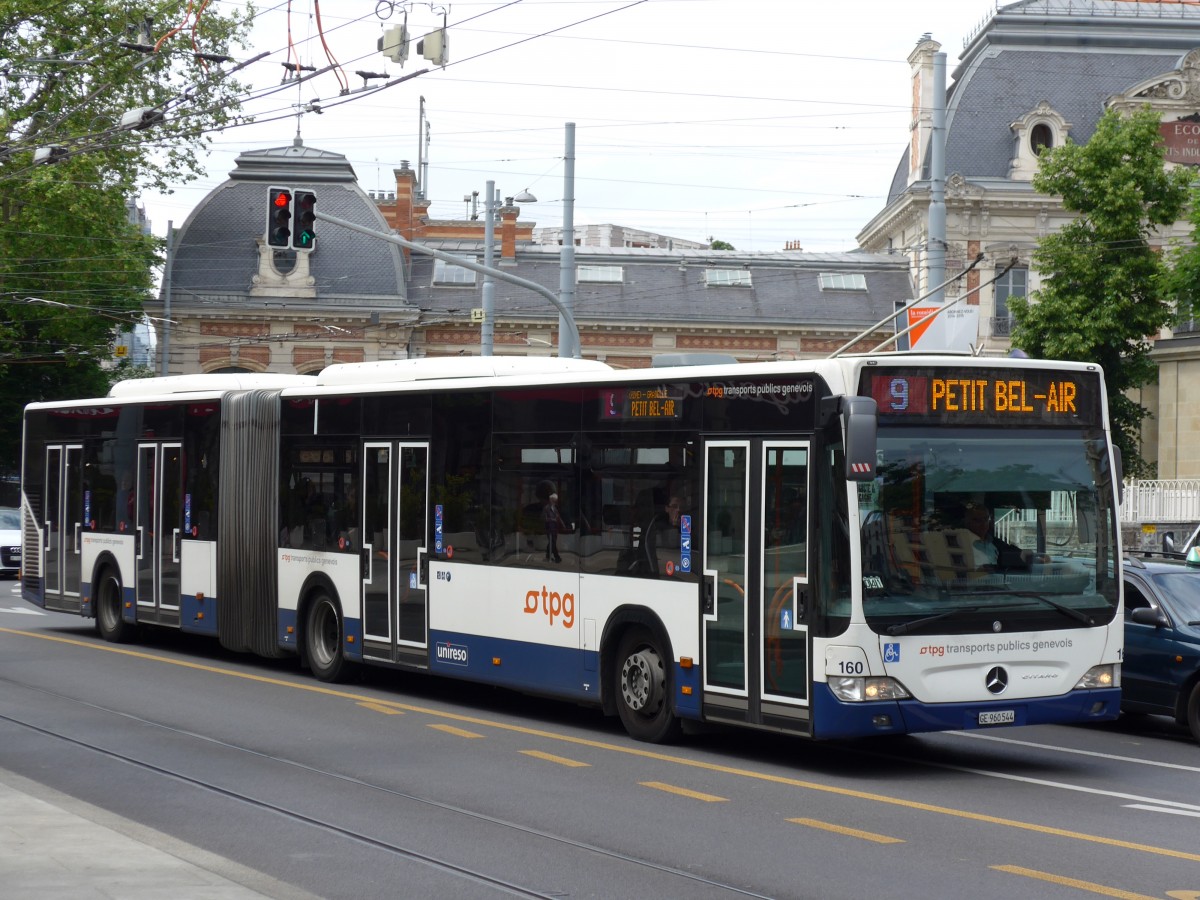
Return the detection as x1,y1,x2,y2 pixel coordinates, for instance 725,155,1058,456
481,180,496,356
481,183,537,357
558,122,578,359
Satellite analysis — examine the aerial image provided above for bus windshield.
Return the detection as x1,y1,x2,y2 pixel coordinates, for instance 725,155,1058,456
858,431,1119,635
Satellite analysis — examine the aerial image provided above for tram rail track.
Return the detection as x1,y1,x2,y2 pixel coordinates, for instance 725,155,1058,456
0,676,774,899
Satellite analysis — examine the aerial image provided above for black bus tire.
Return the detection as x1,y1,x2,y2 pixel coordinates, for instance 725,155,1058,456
95,568,132,643
614,626,682,744
305,590,348,683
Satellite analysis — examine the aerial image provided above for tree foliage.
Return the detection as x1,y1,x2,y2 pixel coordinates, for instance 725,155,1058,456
1010,106,1193,476
709,239,735,250
0,1,254,473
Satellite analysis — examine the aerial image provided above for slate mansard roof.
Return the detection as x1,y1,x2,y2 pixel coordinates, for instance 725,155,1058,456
406,245,910,332
888,0,1200,204
166,141,409,306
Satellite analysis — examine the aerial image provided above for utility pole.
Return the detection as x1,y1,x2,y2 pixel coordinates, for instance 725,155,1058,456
481,180,496,356
160,221,174,375
558,123,578,359
314,209,581,357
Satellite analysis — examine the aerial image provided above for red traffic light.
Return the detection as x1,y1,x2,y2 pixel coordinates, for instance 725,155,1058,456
266,187,292,248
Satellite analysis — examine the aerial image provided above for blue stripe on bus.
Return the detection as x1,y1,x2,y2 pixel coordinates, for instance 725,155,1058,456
180,594,218,636
810,683,1121,740
429,629,600,701
344,617,363,660
278,609,298,649
427,630,702,718
275,611,365,660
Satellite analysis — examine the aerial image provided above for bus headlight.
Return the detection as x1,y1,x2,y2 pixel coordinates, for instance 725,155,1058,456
829,676,911,702
1074,664,1116,690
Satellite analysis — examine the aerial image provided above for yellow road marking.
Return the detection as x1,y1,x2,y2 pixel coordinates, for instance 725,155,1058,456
428,723,483,739
520,750,590,768
640,781,727,802
7,626,1199,864
357,701,404,715
992,865,1163,900
788,817,903,844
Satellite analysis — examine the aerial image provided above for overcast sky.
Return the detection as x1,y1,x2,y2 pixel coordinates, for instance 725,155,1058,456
144,0,995,252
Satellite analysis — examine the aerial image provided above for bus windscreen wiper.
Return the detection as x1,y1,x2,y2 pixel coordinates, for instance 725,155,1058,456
966,589,1096,626
886,606,980,636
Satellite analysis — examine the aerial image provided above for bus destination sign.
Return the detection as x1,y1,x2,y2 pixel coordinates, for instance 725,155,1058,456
862,367,1102,426
600,386,684,421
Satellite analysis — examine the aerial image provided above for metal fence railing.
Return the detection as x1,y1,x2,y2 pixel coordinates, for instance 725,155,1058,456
1120,479,1200,524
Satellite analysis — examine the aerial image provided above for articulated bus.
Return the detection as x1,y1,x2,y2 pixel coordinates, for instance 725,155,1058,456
20,354,1123,742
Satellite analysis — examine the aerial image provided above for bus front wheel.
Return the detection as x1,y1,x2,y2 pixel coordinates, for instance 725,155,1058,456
305,591,348,683
614,626,681,744
95,569,132,643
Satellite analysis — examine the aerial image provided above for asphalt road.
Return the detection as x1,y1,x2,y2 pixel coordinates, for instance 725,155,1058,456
1,582,1197,900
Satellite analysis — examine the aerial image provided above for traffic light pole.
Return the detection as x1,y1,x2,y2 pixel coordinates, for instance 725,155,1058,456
313,209,582,358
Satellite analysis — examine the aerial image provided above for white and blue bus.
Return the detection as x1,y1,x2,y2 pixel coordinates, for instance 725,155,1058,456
20,354,1123,741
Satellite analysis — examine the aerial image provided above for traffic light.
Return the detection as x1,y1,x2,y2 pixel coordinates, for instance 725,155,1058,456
292,190,316,251
378,24,409,63
267,187,292,248
417,28,449,66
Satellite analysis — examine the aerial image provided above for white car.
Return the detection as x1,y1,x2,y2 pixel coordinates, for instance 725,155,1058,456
0,507,19,577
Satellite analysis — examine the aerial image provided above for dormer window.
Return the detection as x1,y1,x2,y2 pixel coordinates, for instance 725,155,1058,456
1010,102,1071,180
1031,123,1053,155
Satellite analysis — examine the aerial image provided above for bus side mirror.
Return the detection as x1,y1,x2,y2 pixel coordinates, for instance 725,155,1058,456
843,396,877,483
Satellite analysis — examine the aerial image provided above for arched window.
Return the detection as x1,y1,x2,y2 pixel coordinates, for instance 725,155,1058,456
1031,123,1053,155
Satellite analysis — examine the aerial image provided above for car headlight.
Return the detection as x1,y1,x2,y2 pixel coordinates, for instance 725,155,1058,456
828,676,910,702
1074,664,1116,690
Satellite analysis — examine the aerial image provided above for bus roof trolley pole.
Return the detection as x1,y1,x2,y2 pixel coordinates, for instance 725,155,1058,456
823,395,877,482
312,209,582,358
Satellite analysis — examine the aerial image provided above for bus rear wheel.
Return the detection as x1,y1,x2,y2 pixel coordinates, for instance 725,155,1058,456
614,627,681,744
305,591,348,683
95,569,132,643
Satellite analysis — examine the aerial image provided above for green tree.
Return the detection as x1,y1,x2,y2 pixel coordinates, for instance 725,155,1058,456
0,1,254,473
1164,180,1200,332
1010,106,1193,476
709,239,735,250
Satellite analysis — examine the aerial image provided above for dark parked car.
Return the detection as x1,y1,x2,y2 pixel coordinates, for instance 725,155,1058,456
1122,552,1200,743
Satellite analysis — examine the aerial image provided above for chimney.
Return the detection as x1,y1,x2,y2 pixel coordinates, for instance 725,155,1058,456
393,161,417,238
499,199,520,260
907,36,941,185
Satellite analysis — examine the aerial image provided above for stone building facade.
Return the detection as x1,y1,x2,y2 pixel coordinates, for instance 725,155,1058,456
149,145,914,375
857,0,1200,476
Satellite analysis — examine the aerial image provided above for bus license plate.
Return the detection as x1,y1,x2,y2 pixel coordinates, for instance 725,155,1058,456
978,710,1015,726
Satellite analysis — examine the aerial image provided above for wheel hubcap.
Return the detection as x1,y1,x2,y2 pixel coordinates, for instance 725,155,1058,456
621,648,663,714
312,602,337,666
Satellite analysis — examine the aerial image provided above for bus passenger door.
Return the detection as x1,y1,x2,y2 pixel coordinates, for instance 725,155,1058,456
702,439,811,732
759,442,810,717
361,442,429,664
396,443,429,652
362,443,392,655
703,442,749,707
43,444,84,609
136,442,183,621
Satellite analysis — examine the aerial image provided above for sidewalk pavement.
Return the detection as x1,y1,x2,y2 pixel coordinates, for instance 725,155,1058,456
0,767,313,899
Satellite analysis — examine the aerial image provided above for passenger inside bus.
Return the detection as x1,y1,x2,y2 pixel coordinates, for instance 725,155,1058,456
961,499,1044,571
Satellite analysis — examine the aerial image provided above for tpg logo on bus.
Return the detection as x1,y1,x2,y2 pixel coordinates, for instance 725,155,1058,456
524,585,575,628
